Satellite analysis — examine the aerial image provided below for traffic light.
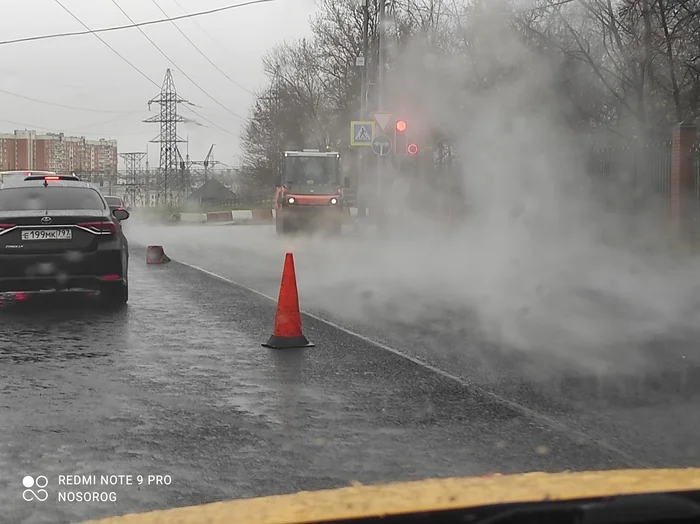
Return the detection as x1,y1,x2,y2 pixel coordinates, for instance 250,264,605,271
394,119,408,157
407,143,419,155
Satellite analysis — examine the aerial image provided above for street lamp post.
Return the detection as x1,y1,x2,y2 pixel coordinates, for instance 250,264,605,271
375,0,388,229
357,0,370,218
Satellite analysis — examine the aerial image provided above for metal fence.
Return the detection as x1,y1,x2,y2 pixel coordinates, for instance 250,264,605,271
691,141,700,230
587,141,672,196
586,139,700,240
586,141,673,222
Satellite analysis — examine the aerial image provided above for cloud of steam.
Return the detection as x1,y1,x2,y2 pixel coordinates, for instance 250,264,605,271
304,2,700,374
130,2,700,378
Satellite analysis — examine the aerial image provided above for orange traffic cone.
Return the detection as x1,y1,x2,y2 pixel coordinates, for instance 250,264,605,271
262,252,314,349
146,245,170,264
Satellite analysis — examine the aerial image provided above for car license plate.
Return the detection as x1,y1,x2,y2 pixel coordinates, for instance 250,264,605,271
21,229,72,241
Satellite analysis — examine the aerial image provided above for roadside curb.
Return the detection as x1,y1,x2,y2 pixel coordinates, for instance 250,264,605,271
159,207,360,226
203,220,273,226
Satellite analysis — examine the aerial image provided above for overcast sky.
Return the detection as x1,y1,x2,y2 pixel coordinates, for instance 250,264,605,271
0,0,317,168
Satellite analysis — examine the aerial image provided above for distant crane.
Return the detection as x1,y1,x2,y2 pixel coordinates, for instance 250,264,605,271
186,144,221,183
174,146,192,195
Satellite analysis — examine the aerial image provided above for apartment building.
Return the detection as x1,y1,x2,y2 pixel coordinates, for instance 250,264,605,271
0,130,117,175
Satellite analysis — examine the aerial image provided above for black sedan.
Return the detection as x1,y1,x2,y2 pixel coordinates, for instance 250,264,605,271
104,195,126,213
0,178,130,306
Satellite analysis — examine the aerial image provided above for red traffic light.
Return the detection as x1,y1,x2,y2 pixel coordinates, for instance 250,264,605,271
407,143,418,155
395,120,407,132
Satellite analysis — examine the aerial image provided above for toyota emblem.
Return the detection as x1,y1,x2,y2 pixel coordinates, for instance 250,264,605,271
41,216,52,224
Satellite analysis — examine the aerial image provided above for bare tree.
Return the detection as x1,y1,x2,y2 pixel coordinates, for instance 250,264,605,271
241,0,700,185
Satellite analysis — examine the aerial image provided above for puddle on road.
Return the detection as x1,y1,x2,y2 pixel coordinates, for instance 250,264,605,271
0,248,357,438
0,294,128,364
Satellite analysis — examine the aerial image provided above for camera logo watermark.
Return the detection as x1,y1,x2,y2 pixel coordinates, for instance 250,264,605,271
22,475,49,502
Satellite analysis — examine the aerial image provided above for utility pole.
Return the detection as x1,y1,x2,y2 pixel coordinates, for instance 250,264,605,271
187,144,221,184
375,0,388,228
377,0,387,111
119,152,147,207
357,0,370,218
144,69,188,208
360,2,370,120
259,66,283,186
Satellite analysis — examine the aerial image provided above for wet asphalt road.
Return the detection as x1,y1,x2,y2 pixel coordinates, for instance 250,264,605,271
1,222,699,523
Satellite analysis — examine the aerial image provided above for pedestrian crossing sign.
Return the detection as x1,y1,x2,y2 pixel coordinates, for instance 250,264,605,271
350,121,375,147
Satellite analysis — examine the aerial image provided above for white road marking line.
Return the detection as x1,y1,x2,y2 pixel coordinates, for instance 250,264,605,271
176,258,646,467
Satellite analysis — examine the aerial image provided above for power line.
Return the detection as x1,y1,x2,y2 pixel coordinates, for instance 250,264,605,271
0,117,149,137
171,0,245,65
0,87,142,114
442,0,577,16
49,0,240,138
0,0,275,47
109,0,245,121
151,0,254,95
182,106,240,138
76,112,152,131
52,0,160,89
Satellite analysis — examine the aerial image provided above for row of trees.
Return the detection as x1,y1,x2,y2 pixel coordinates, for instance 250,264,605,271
239,0,700,189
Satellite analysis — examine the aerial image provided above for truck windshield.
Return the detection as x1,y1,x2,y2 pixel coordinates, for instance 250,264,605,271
284,156,338,190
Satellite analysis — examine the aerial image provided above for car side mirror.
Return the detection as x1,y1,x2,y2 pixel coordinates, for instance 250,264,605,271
113,208,130,221
344,176,350,188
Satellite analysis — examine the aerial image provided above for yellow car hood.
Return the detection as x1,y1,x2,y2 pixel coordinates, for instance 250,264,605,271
84,468,700,524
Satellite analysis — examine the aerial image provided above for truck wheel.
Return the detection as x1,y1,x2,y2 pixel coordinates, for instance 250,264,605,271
277,218,290,235
278,218,294,235
332,219,342,236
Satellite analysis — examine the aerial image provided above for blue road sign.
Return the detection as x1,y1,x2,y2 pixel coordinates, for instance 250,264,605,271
350,121,375,147
371,135,392,156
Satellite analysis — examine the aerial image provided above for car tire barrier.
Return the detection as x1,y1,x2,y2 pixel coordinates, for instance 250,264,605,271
262,252,314,349
146,245,171,264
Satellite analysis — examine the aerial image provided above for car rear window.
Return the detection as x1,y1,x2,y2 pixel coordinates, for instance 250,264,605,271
0,187,106,210
104,196,123,206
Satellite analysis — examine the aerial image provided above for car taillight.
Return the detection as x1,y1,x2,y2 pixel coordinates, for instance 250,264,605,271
77,221,118,234
0,224,16,231
44,176,60,180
